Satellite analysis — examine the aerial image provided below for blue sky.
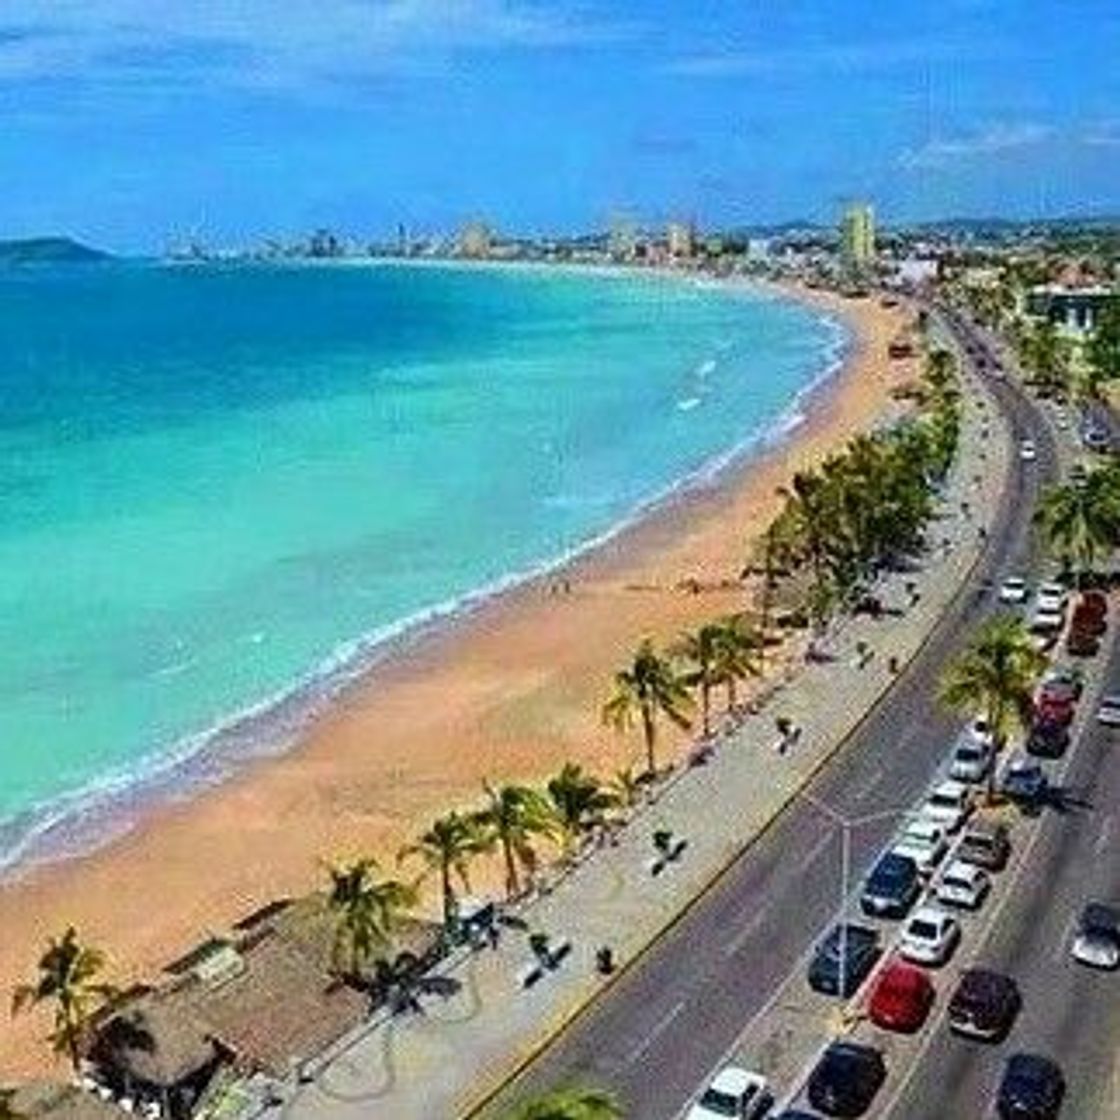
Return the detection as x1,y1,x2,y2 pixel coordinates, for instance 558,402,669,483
1,1,1118,252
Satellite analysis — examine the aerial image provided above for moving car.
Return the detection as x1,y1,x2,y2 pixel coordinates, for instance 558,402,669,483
1026,718,1070,759
1019,439,1037,462
1070,902,1120,970
1097,693,1120,726
996,1054,1065,1120
936,859,990,910
921,779,972,833
688,1067,772,1120
948,968,1021,1040
1001,756,1048,813
808,924,880,998
958,818,1010,871
867,957,934,1033
891,818,949,876
950,737,993,784
998,576,1029,604
806,1041,886,1117
860,851,921,919
900,906,961,966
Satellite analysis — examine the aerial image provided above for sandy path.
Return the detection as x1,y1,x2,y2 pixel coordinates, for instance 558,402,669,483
0,282,915,1076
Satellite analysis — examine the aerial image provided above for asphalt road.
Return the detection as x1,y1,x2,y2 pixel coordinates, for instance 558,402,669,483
479,310,1061,1119
881,332,1120,1120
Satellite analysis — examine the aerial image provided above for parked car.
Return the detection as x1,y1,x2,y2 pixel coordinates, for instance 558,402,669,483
966,716,995,746
921,779,972,833
1019,439,1037,462
1036,581,1068,613
1001,756,1048,812
891,818,949,876
998,576,1029,604
1029,607,1065,637
1097,693,1120,726
688,1067,772,1120
997,1054,1065,1120
958,818,1010,871
936,859,991,910
1070,903,1120,970
1083,425,1110,453
900,906,961,966
950,737,993,784
1040,664,1083,698
808,924,881,998
867,957,935,1033
807,1041,886,1117
860,852,921,919
1033,687,1076,725
1026,718,1070,759
948,968,1021,1040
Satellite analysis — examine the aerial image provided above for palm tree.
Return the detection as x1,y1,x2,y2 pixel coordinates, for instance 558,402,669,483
326,858,417,981
673,622,725,737
601,638,693,775
710,615,762,712
398,811,490,936
609,765,643,812
0,1088,21,1120
940,616,1046,798
504,1087,622,1120
475,782,555,899
546,764,617,859
12,927,115,1074
1036,470,1120,584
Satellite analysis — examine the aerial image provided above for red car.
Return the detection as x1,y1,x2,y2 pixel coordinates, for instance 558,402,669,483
868,957,935,1032
1034,692,1075,725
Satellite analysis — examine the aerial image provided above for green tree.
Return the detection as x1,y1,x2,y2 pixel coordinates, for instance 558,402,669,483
475,782,555,899
546,764,617,859
11,927,115,1074
1086,296,1120,395
609,765,643,812
0,1087,22,1120
504,1087,623,1120
1036,469,1120,583
398,811,490,936
673,622,725,737
601,638,693,775
710,615,763,712
326,858,417,981
940,616,1046,798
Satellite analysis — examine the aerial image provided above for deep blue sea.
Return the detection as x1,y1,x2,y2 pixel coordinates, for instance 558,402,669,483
0,261,841,871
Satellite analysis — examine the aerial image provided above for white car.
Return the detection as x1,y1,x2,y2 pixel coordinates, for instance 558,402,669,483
1019,439,1037,462
922,780,973,833
998,577,1029,605
688,1067,772,1120
966,717,995,747
1036,582,1069,613
936,859,991,910
949,738,993,783
1097,695,1120,727
892,819,949,876
1029,606,1065,635
1070,904,1120,970
901,906,961,966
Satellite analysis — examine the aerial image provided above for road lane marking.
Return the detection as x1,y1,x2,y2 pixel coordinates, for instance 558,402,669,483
625,1000,686,1066
1095,813,1114,856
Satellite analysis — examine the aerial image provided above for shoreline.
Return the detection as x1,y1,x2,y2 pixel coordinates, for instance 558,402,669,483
0,280,914,1076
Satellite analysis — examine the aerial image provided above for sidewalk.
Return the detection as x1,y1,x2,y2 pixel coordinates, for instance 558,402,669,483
248,354,1009,1120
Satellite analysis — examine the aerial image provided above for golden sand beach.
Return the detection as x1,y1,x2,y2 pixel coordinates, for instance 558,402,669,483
0,282,915,1075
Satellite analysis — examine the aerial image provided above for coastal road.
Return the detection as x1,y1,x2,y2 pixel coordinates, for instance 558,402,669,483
478,312,1060,1119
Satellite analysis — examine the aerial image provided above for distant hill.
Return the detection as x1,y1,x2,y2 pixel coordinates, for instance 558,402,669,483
0,237,110,264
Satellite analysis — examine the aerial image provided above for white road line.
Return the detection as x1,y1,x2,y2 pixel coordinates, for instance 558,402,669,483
626,1000,686,1066
722,905,773,959
852,765,886,802
1095,813,1114,856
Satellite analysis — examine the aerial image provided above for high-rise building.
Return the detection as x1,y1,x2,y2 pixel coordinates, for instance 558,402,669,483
608,213,639,261
667,220,696,259
840,204,876,270
459,221,492,259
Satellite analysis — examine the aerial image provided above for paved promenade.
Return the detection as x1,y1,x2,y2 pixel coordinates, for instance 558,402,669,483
250,342,1010,1120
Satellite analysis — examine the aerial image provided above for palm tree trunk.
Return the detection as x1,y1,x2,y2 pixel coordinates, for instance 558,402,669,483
701,679,711,736
440,862,455,935
502,835,518,898
641,703,657,775
727,677,737,712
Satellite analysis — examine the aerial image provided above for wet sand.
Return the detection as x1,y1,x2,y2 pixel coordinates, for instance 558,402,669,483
0,282,915,1075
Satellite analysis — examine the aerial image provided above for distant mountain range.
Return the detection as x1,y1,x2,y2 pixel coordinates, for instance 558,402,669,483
0,237,110,264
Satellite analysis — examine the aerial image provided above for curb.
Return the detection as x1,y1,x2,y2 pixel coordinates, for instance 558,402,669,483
462,369,1007,1118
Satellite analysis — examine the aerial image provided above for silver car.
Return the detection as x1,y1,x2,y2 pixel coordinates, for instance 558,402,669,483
1071,903,1120,969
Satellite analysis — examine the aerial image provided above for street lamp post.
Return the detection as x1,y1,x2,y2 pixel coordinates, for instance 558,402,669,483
803,793,913,1023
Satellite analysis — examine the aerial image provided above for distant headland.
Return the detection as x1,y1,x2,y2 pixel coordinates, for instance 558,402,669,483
0,236,110,264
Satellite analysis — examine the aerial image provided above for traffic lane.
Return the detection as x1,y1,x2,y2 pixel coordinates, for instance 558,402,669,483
486,365,1047,1118
882,630,1120,1119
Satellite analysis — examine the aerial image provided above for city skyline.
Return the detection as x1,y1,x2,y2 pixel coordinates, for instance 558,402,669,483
1,0,1118,252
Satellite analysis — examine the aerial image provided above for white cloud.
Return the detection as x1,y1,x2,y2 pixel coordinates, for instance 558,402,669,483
0,1,632,91
898,123,1055,169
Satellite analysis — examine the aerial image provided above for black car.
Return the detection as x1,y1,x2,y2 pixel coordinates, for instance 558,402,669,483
1026,719,1070,759
997,1053,1065,1119
1001,757,1048,813
860,851,921,918
807,924,880,997
807,1041,886,1117
948,968,1021,1040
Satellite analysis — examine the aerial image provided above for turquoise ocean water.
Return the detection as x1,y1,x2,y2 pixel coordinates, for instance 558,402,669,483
0,262,842,872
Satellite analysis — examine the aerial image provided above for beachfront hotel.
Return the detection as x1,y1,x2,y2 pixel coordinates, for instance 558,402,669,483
667,220,697,260
840,203,876,271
